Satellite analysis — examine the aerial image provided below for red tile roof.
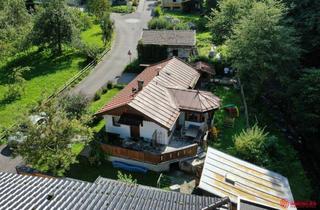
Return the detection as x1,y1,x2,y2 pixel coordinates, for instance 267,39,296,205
96,60,170,114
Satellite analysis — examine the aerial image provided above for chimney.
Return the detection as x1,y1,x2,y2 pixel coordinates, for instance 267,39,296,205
137,80,144,91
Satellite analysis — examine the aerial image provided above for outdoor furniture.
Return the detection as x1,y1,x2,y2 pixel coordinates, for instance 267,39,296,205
185,125,200,138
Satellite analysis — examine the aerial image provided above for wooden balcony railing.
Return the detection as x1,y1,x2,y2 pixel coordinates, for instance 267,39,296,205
101,143,198,164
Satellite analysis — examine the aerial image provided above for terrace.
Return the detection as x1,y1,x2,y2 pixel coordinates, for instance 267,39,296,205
100,127,204,165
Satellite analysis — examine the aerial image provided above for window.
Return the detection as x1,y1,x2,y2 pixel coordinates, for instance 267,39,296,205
173,0,177,2
112,116,120,127
185,112,204,122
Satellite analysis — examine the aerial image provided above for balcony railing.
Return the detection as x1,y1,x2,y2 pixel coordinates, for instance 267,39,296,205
101,143,198,164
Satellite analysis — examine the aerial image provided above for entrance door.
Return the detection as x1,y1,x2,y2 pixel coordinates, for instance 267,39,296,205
130,126,140,138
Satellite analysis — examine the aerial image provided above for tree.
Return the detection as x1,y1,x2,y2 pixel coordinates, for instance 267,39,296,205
117,171,137,184
283,0,320,67
32,0,78,54
225,0,300,99
290,69,320,144
0,0,32,58
234,124,278,166
3,66,30,102
59,94,89,120
16,101,93,176
87,0,110,19
100,12,113,46
207,0,254,45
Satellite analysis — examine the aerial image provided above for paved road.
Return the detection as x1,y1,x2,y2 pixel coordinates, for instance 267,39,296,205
0,145,23,173
73,0,156,98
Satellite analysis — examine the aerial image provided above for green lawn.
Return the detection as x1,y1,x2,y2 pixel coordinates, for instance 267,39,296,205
66,158,161,186
162,10,200,23
210,85,312,200
0,22,105,131
197,32,212,57
81,24,104,49
89,88,121,114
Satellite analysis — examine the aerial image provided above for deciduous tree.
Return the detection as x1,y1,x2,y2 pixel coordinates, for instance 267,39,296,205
32,0,78,54
16,101,93,176
87,0,110,19
207,0,254,45
0,0,32,58
225,0,300,99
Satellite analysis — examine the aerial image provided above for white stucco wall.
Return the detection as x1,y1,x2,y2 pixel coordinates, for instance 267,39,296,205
140,121,169,145
104,115,171,145
104,115,130,138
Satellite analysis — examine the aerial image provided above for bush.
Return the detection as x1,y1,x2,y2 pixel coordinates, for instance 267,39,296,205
148,17,171,29
101,85,108,94
153,6,162,17
117,171,137,184
93,90,102,101
111,5,134,13
234,124,279,166
106,81,113,89
124,58,142,73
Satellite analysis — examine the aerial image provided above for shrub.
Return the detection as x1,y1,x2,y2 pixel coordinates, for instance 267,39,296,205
106,81,113,89
153,6,162,17
148,17,171,29
111,5,133,13
124,58,142,73
234,124,279,166
117,171,137,184
93,89,102,101
101,85,108,94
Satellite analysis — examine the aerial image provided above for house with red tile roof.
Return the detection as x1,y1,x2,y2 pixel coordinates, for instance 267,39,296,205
96,58,221,171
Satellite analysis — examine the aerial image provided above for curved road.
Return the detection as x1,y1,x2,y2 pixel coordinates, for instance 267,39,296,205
73,0,156,98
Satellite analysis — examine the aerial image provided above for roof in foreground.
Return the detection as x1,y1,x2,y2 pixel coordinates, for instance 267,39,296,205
141,30,196,46
0,172,227,210
199,147,296,210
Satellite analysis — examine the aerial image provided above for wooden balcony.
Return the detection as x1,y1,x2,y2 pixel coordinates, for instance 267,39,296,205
101,143,198,164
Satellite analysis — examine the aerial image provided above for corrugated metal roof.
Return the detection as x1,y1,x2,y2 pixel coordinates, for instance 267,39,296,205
239,199,278,210
0,172,226,210
198,147,296,210
167,88,221,112
141,30,196,46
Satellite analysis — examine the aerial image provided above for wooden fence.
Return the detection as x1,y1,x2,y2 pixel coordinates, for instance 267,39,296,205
0,48,110,141
101,143,198,164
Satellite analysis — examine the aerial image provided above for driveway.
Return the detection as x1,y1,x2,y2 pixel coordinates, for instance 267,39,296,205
0,145,23,173
73,0,156,98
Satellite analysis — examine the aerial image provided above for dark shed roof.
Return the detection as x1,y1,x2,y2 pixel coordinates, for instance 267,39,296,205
0,172,226,210
141,30,196,46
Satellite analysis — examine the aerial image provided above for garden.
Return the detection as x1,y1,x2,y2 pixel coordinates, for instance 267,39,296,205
149,4,313,200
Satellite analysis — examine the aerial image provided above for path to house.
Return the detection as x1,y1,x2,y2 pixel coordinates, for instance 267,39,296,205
73,0,156,98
